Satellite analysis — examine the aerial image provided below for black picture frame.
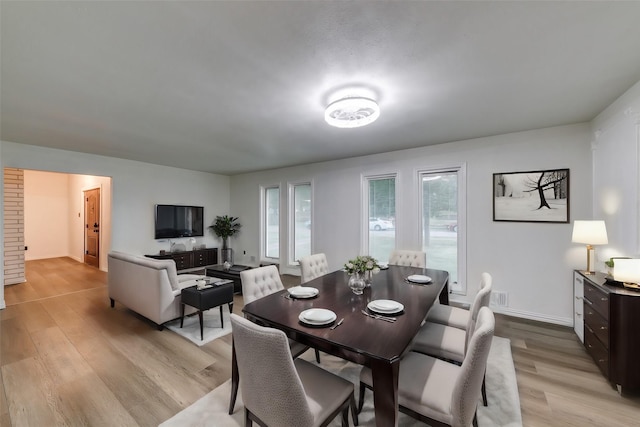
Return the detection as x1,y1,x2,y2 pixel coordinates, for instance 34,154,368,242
493,168,569,223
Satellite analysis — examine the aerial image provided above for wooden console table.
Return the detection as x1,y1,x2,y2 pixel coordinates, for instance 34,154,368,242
574,270,640,394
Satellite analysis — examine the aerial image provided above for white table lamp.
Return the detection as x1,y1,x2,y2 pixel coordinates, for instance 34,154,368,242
572,220,608,274
613,258,640,290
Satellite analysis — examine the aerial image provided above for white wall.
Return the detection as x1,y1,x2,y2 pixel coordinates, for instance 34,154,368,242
24,170,71,260
231,124,593,325
592,80,640,260
0,141,231,308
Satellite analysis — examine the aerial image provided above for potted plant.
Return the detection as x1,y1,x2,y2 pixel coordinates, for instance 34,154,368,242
605,258,614,276
209,215,241,264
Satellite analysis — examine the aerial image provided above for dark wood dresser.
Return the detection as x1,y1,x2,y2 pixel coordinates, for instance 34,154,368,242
575,270,640,394
146,248,218,272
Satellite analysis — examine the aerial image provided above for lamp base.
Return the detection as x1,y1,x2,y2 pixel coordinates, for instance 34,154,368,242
584,245,596,275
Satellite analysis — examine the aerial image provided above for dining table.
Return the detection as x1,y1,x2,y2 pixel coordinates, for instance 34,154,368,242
231,265,449,427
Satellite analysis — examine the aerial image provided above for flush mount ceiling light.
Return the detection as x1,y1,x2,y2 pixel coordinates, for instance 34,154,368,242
324,97,380,128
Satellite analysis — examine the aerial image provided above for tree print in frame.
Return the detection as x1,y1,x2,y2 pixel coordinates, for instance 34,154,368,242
493,169,569,223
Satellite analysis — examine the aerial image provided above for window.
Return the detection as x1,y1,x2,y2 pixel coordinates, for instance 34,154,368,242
365,175,396,262
264,186,280,259
290,183,312,263
420,168,465,293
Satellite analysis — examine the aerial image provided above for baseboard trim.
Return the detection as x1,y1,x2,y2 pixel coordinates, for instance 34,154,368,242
490,305,573,327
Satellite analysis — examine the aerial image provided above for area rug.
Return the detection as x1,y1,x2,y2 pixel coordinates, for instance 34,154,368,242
159,336,522,426
164,306,232,346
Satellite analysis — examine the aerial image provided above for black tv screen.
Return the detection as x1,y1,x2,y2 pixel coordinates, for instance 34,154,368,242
155,205,204,239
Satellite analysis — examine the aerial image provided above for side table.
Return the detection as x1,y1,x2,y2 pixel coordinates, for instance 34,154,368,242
206,265,253,294
180,280,234,340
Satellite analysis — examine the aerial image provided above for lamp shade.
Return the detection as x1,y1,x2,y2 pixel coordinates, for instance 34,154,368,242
571,220,608,245
613,258,640,284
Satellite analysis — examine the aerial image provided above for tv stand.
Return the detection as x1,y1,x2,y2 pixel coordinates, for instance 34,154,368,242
145,248,218,271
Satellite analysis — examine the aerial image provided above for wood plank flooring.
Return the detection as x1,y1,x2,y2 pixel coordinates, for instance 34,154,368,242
2,257,639,426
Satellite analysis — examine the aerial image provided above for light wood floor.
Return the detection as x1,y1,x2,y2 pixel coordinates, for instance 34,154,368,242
2,258,639,426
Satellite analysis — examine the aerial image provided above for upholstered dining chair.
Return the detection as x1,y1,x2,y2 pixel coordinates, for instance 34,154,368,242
231,314,357,427
427,272,493,330
358,307,495,427
411,274,493,406
229,265,321,414
388,250,426,268
240,264,320,363
299,253,330,283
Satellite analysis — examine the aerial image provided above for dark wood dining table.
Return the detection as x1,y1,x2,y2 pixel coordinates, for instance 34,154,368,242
232,265,448,426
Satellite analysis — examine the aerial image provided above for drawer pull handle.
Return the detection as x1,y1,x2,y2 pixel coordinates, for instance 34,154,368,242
599,359,606,363
575,296,582,300
584,299,593,307
600,326,607,330
601,298,608,302
575,313,582,317
588,344,593,348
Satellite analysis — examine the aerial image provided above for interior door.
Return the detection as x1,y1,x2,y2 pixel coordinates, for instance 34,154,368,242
84,188,100,268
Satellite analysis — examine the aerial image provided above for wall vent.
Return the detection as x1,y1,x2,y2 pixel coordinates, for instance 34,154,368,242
491,291,508,308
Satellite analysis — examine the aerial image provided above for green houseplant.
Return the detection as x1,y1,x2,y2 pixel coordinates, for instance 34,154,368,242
209,215,241,249
209,215,241,257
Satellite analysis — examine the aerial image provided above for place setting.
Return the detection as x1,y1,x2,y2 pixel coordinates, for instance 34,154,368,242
283,286,319,300
298,308,339,328
362,299,404,322
405,274,432,284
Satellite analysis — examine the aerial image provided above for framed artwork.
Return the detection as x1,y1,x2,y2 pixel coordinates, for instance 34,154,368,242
493,168,569,223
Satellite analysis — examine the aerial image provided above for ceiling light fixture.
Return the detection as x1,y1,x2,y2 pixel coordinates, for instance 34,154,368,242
324,97,380,128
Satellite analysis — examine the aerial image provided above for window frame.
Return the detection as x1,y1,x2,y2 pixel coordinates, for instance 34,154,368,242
287,181,313,266
261,184,281,262
417,164,467,295
361,172,398,259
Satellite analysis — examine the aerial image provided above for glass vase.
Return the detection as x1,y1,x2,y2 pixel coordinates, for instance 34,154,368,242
364,270,372,287
348,272,366,295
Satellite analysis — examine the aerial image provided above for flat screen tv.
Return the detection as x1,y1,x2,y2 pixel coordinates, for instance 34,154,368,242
155,204,204,239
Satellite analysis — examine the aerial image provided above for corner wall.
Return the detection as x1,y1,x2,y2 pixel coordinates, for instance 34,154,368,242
592,80,640,260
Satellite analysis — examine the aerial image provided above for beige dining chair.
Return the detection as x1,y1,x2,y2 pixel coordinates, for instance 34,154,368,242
427,272,493,330
388,250,426,268
358,307,495,427
411,275,493,406
229,265,321,414
299,253,330,283
231,314,357,427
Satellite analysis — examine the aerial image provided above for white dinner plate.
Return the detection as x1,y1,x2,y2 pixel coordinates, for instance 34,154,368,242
407,274,432,284
288,286,319,298
368,300,404,314
299,308,337,325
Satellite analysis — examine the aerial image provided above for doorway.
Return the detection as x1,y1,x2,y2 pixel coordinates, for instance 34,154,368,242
84,188,100,268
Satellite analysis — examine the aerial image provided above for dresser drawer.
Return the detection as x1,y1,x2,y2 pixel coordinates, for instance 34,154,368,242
193,251,208,267
585,324,609,378
584,305,609,349
584,281,609,321
172,253,192,270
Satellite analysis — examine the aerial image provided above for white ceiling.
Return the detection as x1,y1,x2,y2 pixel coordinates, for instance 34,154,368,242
2,1,640,175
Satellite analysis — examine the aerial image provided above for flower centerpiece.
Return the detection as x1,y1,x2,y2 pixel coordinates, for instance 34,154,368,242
344,255,381,294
